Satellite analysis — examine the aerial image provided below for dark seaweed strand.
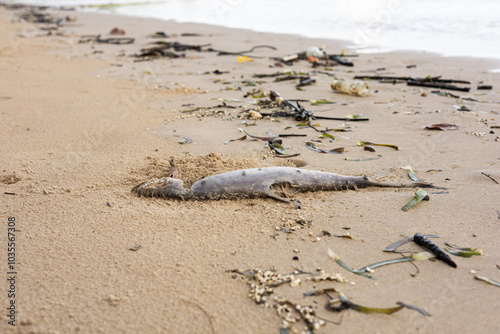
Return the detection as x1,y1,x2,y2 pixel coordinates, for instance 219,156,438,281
413,233,457,268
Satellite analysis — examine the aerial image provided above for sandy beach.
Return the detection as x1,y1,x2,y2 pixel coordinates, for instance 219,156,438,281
1,4,500,333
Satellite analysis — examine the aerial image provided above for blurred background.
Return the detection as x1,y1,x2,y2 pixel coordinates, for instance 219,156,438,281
6,0,500,59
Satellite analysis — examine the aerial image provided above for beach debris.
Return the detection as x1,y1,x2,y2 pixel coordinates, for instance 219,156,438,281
267,90,369,122
364,146,376,152
237,55,255,63
305,141,344,154
396,302,431,316
109,27,125,35
432,90,461,99
329,249,434,280
401,189,429,212
383,234,440,253
332,233,354,239
359,141,398,150
133,166,436,203
345,155,383,162
248,110,263,119
305,46,325,58
268,140,287,155
444,243,483,257
477,85,492,90
331,79,370,97
329,55,354,67
208,44,276,56
270,90,312,121
322,289,428,315
147,31,204,38
407,80,470,92
79,35,135,45
475,275,500,288
149,40,209,51
424,123,459,131
132,41,210,59
328,249,376,279
17,6,68,26
295,76,316,89
175,135,193,144
346,113,365,120
238,129,276,142
481,172,499,184
357,252,434,274
401,166,423,183
148,31,170,38
276,48,357,66
354,75,471,92
319,133,335,141
413,233,457,268
310,99,336,105
129,244,142,251
224,135,248,144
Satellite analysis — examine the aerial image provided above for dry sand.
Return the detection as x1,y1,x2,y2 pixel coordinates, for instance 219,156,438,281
1,4,500,334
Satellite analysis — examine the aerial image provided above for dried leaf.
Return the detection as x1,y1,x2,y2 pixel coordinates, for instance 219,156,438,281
401,189,428,212
424,123,459,131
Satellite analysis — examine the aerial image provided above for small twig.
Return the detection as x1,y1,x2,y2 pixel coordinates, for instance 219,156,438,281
481,172,499,184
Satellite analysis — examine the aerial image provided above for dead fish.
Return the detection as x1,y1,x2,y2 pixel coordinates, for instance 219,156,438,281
132,167,436,202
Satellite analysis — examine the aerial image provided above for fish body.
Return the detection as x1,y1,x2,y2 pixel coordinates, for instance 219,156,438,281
133,167,429,202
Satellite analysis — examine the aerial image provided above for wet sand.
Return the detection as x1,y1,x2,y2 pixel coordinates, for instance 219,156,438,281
1,4,500,334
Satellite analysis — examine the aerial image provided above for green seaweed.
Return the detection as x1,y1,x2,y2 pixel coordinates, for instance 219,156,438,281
359,141,399,150
345,155,382,162
319,133,335,141
339,292,403,314
310,99,337,105
358,252,433,273
223,135,247,144
401,189,428,212
328,249,376,279
402,166,423,183
475,275,500,288
305,142,343,154
445,247,483,257
444,243,478,252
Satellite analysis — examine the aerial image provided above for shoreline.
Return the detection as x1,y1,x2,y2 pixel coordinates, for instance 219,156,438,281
9,2,500,64
1,3,500,334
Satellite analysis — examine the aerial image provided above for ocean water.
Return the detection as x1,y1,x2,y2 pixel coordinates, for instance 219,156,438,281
7,0,500,59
